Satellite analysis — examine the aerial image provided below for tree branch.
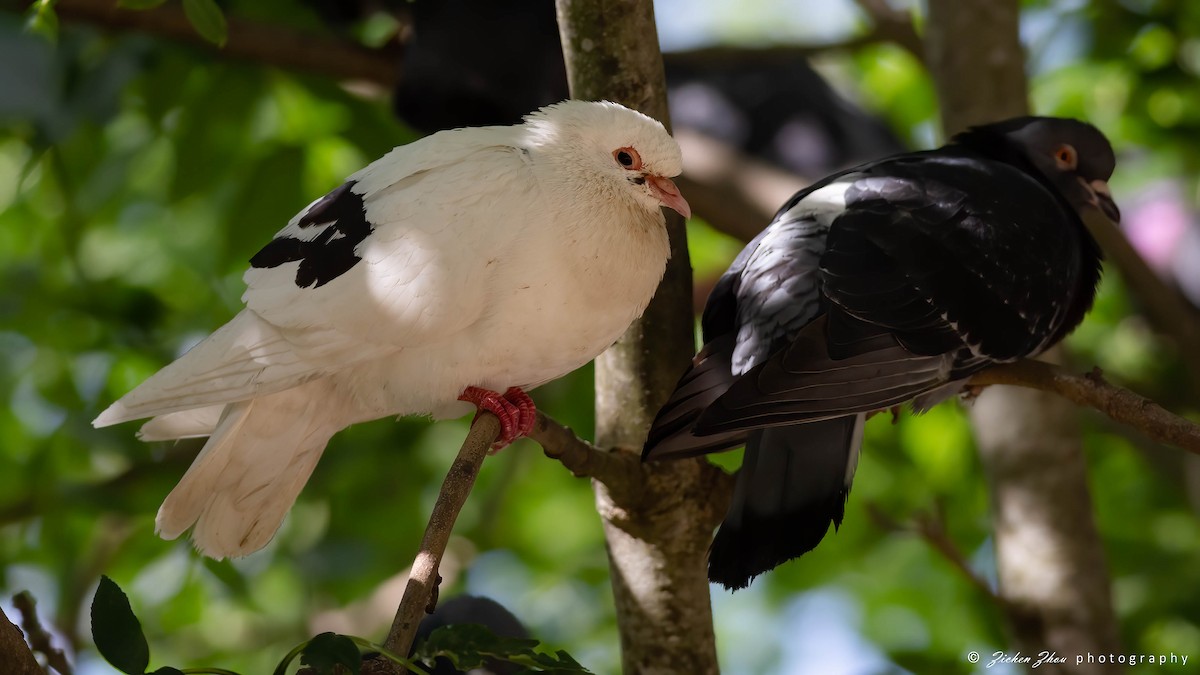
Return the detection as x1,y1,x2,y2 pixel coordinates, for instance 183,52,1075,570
529,409,734,522
382,413,500,670
43,0,402,86
529,412,643,489
12,592,71,675
970,360,1200,456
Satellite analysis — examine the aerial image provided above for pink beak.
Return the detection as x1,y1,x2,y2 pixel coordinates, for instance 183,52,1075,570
647,174,692,219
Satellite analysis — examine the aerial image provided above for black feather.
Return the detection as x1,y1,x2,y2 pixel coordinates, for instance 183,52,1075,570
250,181,372,289
709,418,861,590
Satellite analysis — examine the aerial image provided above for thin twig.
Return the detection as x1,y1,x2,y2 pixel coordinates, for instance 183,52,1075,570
381,413,500,671
970,359,1200,456
12,592,72,675
866,504,1001,603
913,511,999,602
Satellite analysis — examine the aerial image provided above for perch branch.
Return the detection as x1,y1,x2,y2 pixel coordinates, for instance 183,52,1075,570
12,592,71,675
382,413,500,670
528,412,645,492
970,360,1200,456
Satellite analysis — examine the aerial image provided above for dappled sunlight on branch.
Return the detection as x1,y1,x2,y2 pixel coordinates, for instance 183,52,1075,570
970,360,1200,456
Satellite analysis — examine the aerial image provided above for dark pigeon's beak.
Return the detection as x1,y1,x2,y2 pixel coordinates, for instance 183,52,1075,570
1085,178,1121,223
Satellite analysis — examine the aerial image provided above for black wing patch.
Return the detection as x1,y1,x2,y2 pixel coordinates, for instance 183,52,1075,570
250,181,372,289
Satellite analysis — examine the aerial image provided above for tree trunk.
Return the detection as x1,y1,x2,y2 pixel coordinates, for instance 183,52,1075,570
925,1,1122,672
554,1,727,673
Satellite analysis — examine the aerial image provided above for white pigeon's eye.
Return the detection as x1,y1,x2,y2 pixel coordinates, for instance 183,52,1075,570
614,147,642,171
1054,144,1078,170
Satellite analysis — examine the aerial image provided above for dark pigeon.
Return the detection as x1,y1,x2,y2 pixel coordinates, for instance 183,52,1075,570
644,116,1120,590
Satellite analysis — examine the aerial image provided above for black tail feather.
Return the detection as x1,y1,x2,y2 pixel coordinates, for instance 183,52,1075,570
644,336,747,460
708,415,863,590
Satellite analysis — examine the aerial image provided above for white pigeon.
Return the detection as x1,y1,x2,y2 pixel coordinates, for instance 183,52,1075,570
93,100,690,559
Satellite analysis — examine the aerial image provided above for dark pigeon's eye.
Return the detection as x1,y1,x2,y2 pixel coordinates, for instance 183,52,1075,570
613,147,642,170
1054,144,1078,171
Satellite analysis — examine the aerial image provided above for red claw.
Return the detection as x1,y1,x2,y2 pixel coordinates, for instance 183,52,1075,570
458,386,537,452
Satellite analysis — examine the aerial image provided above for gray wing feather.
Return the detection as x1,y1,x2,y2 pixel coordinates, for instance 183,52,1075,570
731,217,829,374
695,314,957,435
645,212,830,460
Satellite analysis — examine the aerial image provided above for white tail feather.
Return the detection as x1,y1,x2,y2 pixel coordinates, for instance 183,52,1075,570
138,406,224,441
92,311,321,428
155,383,336,559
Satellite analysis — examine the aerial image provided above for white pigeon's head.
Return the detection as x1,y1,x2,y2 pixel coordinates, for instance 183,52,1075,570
523,100,691,219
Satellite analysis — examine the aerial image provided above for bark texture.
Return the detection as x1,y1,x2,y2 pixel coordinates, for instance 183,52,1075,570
925,0,1122,671
0,606,43,675
555,1,727,673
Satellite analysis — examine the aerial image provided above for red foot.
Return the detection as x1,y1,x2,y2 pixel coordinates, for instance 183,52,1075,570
458,386,536,452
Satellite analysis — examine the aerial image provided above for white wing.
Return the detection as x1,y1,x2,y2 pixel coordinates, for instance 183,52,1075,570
95,125,538,426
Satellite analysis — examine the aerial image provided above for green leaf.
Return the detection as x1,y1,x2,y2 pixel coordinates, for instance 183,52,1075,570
182,0,228,47
117,0,169,9
299,633,362,675
414,624,593,674
148,668,186,675
24,0,58,41
90,576,150,675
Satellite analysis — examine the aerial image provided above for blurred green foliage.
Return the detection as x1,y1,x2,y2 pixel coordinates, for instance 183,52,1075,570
1,1,1198,674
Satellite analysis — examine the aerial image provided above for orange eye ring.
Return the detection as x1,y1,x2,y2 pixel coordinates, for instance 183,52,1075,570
614,146,643,171
1054,144,1078,170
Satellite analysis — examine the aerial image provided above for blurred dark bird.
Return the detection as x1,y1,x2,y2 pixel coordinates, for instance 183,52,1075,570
644,117,1120,590
393,0,903,175
395,0,568,133
665,55,902,176
410,595,529,675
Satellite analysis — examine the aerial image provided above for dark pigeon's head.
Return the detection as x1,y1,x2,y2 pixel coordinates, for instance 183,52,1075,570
958,116,1121,223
